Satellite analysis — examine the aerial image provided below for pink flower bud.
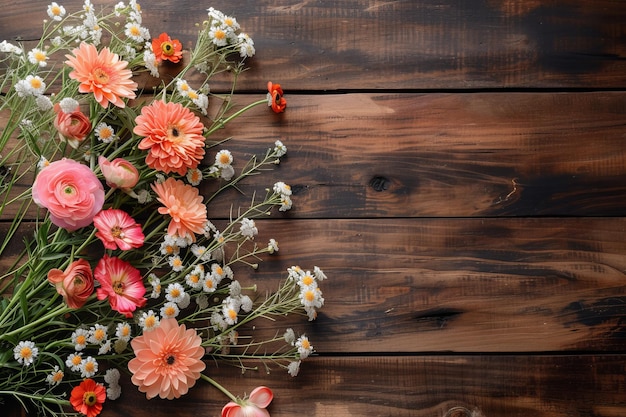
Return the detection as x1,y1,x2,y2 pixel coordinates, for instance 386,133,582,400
53,103,91,148
99,156,139,190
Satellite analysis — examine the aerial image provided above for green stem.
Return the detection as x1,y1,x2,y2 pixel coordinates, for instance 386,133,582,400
200,374,238,402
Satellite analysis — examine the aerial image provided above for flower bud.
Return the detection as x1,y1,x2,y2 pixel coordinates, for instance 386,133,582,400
98,156,139,190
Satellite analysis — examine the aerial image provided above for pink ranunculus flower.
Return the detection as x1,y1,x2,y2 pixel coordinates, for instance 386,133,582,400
47,259,94,309
98,156,139,190
93,208,144,250
53,103,91,148
32,158,105,231
222,386,274,417
95,255,146,318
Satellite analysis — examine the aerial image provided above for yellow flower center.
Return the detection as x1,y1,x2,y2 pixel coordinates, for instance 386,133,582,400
51,5,61,15
218,153,231,165
20,346,32,359
30,78,42,89
52,371,64,382
301,339,310,349
189,274,200,283
113,281,125,295
94,329,106,341
228,309,237,321
93,67,109,84
161,41,175,56
214,265,223,276
187,90,198,100
76,335,87,345
170,288,181,298
84,361,95,373
99,126,113,139
164,306,176,316
304,290,315,302
72,356,82,366
302,275,314,286
120,326,130,336
83,391,97,407
111,225,123,238
34,51,46,62
130,26,141,36
144,316,156,328
204,280,214,289
214,29,226,40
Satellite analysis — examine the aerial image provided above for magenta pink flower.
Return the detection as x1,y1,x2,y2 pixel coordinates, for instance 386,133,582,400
32,158,104,231
98,156,139,190
222,386,274,417
95,255,146,317
93,208,144,250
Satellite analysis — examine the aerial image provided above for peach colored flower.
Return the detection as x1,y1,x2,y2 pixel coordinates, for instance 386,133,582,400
70,378,106,417
47,259,94,309
128,318,206,399
32,159,105,231
98,156,139,190
134,100,206,175
267,81,286,113
93,208,144,250
152,32,183,63
151,177,207,242
65,42,137,108
222,386,274,417
95,255,146,318
53,103,91,148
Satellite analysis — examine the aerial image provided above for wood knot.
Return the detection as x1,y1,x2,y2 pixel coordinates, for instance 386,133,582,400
369,175,390,192
444,406,485,417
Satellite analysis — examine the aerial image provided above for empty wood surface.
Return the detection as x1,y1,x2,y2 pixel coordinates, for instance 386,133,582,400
2,1,626,416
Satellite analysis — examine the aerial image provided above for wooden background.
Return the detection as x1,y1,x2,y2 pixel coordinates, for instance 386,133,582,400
3,0,626,416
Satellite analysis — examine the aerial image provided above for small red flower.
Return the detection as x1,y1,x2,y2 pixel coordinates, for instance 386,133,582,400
95,255,147,317
267,82,286,113
152,32,183,63
70,378,106,417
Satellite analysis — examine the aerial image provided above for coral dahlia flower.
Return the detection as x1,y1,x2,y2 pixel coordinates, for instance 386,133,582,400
70,378,106,417
152,32,183,63
65,42,137,108
152,177,208,242
95,255,146,318
128,318,206,399
134,100,206,175
93,208,144,250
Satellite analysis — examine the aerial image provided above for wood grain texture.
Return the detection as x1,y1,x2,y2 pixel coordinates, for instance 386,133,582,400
96,355,626,417
2,92,625,220
1,0,625,90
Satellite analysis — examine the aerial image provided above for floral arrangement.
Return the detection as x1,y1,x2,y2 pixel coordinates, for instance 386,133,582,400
0,2,324,417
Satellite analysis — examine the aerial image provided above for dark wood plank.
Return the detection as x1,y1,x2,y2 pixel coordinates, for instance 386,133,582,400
1,0,625,90
93,355,626,417
2,92,625,221
3,217,625,353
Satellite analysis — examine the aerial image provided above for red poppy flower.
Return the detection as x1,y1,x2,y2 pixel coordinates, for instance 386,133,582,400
70,378,106,417
267,81,286,113
152,32,183,63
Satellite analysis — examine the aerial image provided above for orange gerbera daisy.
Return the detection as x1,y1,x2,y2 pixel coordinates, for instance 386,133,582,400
65,42,137,108
70,378,106,417
152,32,183,63
128,318,206,399
152,177,208,242
134,100,206,175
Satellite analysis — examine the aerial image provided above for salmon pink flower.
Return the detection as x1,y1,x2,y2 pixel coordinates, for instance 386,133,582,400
95,255,146,318
128,318,206,399
135,100,206,175
152,32,183,63
32,158,105,231
65,42,137,108
151,177,208,242
93,208,144,250
98,156,139,190
47,259,94,309
70,378,106,417
222,386,274,417
53,103,91,148
267,81,286,113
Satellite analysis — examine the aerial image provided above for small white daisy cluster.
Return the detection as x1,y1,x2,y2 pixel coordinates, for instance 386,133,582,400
206,7,255,58
176,78,210,116
13,340,39,366
104,368,122,400
283,329,315,377
210,149,235,181
65,352,98,378
273,181,293,211
288,266,327,320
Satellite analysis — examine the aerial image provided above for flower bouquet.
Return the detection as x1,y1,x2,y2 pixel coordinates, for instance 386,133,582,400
0,2,325,416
